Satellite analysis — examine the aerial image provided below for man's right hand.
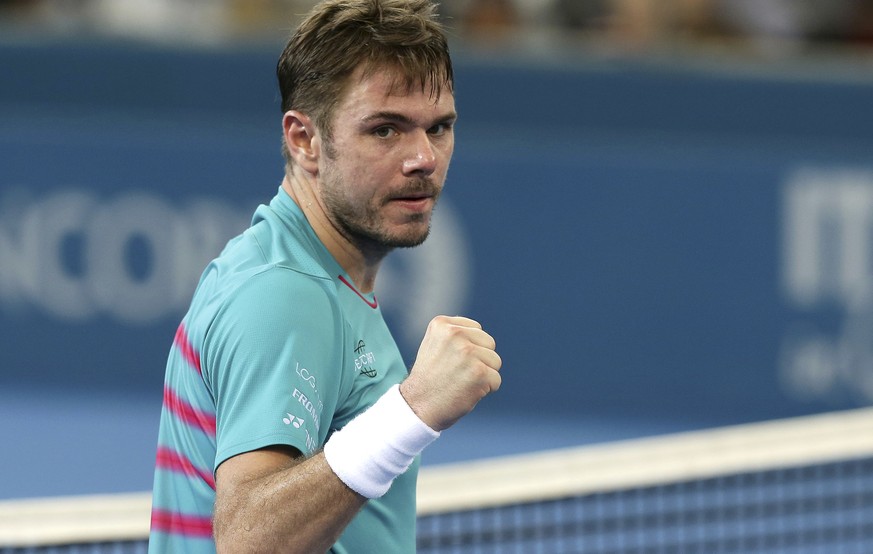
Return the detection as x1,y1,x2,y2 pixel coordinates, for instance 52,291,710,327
400,315,502,432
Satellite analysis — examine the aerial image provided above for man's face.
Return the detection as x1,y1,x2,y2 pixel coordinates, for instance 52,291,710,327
316,65,457,253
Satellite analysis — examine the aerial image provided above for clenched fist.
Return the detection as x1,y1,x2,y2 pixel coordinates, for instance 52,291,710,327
399,315,502,432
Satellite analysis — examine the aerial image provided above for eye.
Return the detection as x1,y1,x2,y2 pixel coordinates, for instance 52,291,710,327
428,122,453,136
373,126,397,139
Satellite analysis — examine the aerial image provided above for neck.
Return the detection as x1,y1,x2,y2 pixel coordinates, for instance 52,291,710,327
282,174,384,293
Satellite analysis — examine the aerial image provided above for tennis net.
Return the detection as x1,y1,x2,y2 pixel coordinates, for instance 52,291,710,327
2,407,872,553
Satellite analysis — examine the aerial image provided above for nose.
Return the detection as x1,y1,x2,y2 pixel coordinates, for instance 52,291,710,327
402,131,437,176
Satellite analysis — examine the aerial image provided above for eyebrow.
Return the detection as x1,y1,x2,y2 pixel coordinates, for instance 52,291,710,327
360,111,458,128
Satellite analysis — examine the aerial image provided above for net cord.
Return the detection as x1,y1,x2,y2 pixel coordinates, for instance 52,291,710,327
2,407,872,547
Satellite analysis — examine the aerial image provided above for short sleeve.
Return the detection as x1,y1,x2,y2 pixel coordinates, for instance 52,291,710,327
203,267,346,471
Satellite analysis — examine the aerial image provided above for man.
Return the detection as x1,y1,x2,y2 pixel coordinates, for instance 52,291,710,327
148,0,502,551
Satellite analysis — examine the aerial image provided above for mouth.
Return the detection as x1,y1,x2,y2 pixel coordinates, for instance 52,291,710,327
389,194,434,212
387,180,438,208
394,191,433,201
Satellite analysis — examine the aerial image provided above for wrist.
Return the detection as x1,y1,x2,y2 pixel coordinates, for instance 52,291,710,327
323,384,440,499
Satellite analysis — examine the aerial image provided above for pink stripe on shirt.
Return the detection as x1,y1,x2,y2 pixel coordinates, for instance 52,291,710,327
151,508,213,538
174,323,202,375
163,385,217,438
156,446,216,490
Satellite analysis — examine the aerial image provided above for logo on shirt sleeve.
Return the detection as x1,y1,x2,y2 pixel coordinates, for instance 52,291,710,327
278,362,325,455
282,414,304,428
281,410,316,453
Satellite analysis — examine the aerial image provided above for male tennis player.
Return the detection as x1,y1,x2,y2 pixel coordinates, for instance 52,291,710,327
148,0,502,551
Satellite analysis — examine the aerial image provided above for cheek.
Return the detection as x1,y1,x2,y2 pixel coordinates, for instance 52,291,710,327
346,149,399,182
439,138,455,166
330,137,387,174
444,135,455,155
438,143,454,176
327,159,387,204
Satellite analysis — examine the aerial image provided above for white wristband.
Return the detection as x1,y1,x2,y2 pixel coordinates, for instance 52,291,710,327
323,384,440,499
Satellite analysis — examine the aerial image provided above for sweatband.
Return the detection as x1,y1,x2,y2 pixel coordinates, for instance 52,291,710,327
323,384,440,498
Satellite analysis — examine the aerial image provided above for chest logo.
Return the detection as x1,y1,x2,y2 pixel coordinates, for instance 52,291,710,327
354,339,378,378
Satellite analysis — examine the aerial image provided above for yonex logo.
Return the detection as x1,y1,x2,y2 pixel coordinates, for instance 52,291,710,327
282,413,304,428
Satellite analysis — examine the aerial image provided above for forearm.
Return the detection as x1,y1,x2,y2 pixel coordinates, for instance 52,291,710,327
210,334,497,554
214,451,365,554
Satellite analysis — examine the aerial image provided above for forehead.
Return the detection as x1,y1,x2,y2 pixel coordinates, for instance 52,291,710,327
336,64,455,119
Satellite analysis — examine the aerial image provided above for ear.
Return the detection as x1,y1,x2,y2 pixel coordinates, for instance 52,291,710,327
282,110,320,175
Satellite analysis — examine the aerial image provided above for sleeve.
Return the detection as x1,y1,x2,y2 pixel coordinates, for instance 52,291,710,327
203,268,347,471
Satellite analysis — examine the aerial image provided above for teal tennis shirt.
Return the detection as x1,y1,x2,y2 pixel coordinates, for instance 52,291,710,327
149,187,418,553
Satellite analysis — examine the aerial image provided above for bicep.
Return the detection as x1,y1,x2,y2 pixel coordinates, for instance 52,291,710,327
216,445,304,496
212,445,366,553
213,446,303,541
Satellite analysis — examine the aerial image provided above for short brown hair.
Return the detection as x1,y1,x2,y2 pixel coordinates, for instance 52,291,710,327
277,0,454,167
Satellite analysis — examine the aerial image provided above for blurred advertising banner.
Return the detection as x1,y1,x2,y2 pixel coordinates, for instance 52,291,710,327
2,42,873,425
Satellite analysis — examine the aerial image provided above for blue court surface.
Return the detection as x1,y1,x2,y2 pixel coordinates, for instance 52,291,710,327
0,386,708,501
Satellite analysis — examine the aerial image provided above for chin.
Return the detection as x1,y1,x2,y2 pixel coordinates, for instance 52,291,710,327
387,233,430,249
381,225,431,249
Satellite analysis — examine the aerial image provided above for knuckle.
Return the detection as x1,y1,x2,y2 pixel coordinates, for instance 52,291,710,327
459,341,477,356
473,361,493,381
428,315,447,330
433,314,453,326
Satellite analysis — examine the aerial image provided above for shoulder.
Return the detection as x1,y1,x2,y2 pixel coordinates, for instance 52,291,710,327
199,265,349,395
246,201,333,282
191,208,340,331
212,265,341,338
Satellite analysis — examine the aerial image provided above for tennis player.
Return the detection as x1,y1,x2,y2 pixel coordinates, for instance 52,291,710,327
148,0,502,551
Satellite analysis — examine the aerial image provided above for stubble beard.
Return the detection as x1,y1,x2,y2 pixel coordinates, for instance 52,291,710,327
320,169,441,260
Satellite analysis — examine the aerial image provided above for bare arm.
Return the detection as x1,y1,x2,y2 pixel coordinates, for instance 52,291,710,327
214,446,365,554
212,315,501,553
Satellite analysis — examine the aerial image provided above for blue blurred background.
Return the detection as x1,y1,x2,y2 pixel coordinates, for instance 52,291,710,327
2,0,873,500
